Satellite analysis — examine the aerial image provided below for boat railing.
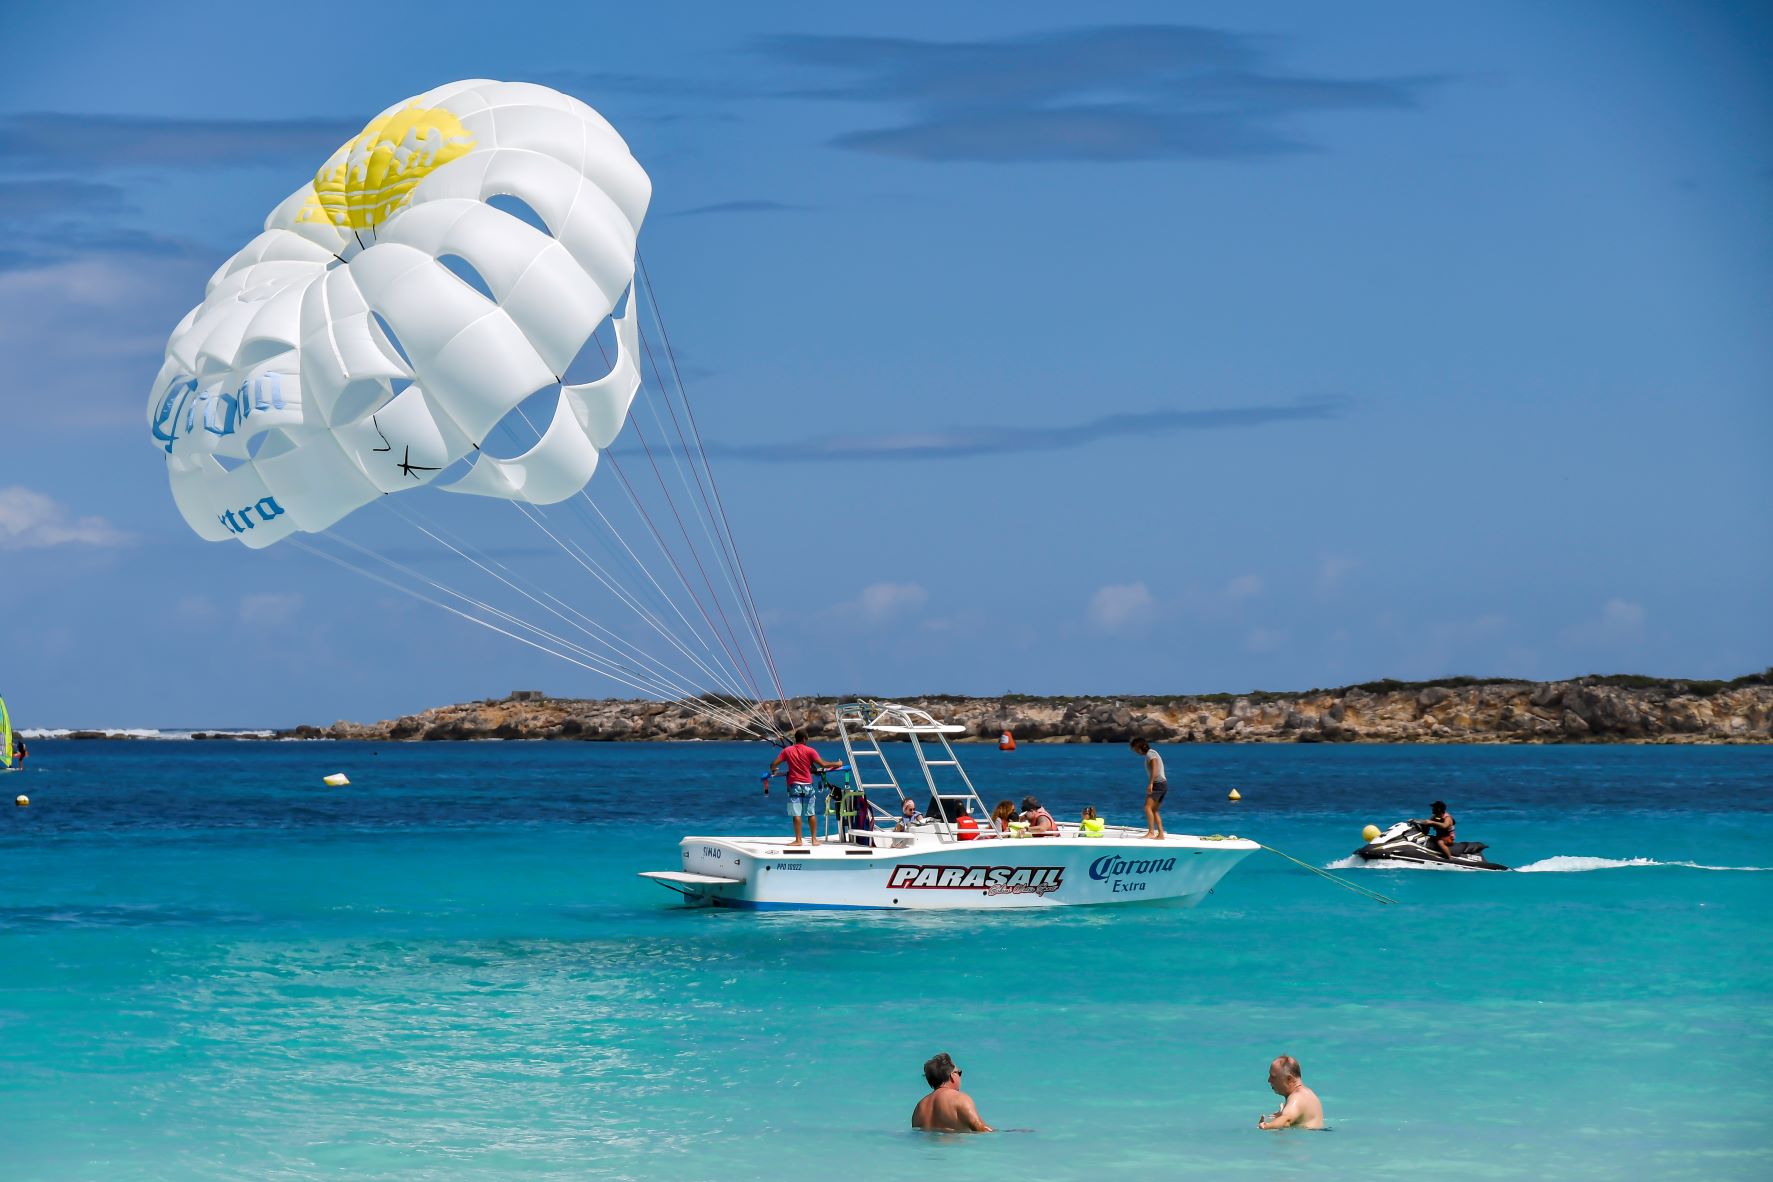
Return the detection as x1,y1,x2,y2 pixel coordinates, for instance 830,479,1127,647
832,701,991,845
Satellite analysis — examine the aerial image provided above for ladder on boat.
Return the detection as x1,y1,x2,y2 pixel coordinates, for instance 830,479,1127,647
833,701,987,840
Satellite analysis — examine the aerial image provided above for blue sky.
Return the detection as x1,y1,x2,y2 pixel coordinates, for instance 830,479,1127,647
0,0,1768,727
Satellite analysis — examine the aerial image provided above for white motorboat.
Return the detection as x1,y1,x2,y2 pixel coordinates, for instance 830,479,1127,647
641,702,1258,911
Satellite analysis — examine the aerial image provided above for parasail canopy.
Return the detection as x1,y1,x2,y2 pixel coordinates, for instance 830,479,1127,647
144,80,793,738
148,79,652,550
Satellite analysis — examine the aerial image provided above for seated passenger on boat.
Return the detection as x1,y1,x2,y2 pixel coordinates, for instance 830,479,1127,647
1020,796,1058,836
990,799,1017,832
896,798,926,831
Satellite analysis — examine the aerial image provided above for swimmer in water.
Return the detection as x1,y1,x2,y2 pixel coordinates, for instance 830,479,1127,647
911,1052,993,1133
1258,1055,1325,1130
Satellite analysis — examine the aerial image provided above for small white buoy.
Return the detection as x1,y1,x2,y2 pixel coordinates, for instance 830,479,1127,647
322,773,350,787
1227,788,1242,802
14,794,27,807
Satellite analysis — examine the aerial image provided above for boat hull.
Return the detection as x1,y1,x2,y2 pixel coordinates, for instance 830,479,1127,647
646,832,1259,911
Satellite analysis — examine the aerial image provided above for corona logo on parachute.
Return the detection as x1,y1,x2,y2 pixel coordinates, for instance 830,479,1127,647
300,105,477,232
147,80,653,549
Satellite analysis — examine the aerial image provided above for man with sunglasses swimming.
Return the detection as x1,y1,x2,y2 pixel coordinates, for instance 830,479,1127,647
911,1052,994,1133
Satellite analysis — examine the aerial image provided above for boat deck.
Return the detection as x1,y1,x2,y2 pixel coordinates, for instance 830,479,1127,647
681,826,1257,860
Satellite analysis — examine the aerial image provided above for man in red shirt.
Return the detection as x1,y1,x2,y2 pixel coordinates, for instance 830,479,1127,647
769,729,841,846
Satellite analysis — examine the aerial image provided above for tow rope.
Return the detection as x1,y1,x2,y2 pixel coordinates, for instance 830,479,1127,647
1200,835,1399,905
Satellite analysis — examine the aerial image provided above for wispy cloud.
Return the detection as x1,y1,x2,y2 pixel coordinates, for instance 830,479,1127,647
667,199,808,217
543,71,761,104
239,591,303,627
1088,582,1153,632
0,178,131,219
1244,626,1286,653
0,112,355,174
1224,573,1264,600
0,486,131,548
1561,598,1647,649
1315,553,1358,594
752,25,1437,162
0,224,210,274
823,581,929,629
0,174,206,273
0,251,215,428
707,395,1343,463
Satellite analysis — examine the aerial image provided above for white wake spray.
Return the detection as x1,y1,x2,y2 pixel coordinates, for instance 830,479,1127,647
1512,856,1773,873
1325,854,1773,873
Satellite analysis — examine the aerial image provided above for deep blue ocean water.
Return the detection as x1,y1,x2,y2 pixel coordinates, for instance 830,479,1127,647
2,739,1769,1181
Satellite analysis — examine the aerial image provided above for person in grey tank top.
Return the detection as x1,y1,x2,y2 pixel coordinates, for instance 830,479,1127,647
1130,737,1168,840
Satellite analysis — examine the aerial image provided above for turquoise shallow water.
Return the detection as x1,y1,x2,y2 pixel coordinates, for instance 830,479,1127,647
2,740,1770,1180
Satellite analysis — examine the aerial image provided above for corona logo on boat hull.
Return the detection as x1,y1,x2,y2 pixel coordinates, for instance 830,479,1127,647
886,864,1064,896
1089,855,1177,880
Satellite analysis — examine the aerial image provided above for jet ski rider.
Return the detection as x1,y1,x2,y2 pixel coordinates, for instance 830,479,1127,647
1411,801,1457,860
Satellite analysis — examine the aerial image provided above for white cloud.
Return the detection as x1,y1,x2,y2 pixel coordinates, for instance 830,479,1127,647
1224,573,1264,600
239,591,303,627
0,486,131,548
822,582,928,629
859,582,927,622
0,253,212,431
1316,554,1358,593
1088,581,1154,632
1561,598,1646,649
1245,626,1286,654
175,594,219,625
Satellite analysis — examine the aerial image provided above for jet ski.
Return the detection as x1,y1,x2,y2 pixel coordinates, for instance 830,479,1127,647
1353,821,1508,871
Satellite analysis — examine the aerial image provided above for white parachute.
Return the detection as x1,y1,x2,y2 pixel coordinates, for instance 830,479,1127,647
147,80,790,735
149,79,651,549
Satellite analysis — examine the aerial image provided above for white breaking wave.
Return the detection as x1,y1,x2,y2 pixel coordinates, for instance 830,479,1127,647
19,728,275,740
1512,856,1773,873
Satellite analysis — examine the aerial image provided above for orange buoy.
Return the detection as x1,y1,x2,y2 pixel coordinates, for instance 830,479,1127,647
956,814,980,841
998,729,1017,751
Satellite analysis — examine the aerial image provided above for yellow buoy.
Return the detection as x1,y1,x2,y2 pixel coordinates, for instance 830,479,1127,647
322,773,350,787
1361,823,1381,843
14,795,27,807
1227,788,1242,802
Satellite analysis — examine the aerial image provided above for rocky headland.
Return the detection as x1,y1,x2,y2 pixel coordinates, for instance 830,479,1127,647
286,673,1772,744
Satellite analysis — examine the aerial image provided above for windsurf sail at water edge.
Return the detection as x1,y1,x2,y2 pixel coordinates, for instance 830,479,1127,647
2,694,12,770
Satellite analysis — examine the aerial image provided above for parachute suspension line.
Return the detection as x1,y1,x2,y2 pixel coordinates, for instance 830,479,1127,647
560,488,745,691
529,513,756,708
386,479,772,734
478,408,783,741
290,535,765,735
324,524,708,709
494,495,782,738
494,406,781,738
601,447,766,707
626,285,778,707
629,329,764,697
618,409,765,705
384,498,757,719
555,485,788,741
626,341,792,734
582,319,768,710
580,327,778,729
567,490,708,651
294,533,769,738
636,254,796,728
